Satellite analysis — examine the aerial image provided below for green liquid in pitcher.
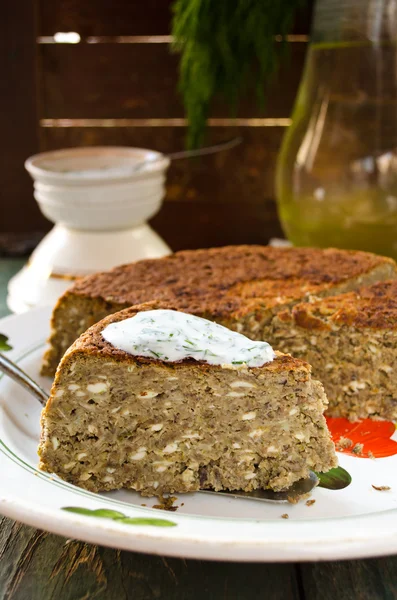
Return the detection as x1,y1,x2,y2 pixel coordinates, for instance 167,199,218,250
277,41,397,259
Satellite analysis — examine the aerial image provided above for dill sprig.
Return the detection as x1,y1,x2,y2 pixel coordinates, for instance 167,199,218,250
172,0,304,148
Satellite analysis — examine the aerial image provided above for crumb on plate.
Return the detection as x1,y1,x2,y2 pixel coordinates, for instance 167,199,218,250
352,443,364,455
153,495,179,511
336,437,353,450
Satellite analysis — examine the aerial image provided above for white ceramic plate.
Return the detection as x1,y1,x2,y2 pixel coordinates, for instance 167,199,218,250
2,307,397,562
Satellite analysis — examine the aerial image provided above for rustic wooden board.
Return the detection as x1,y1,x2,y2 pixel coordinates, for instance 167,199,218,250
6,123,286,242
38,0,174,37
38,43,307,119
0,516,300,600
41,125,285,202
150,201,283,251
38,0,314,37
0,0,45,234
300,559,397,599
3,512,397,600
40,125,285,248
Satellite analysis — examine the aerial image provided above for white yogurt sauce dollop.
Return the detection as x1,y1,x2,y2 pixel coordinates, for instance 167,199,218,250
102,309,275,367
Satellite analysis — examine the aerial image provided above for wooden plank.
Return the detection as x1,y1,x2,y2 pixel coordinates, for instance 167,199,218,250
38,0,314,37
150,201,283,251
294,0,315,35
0,517,300,600
38,43,307,119
300,558,397,600
0,0,46,234
41,126,285,203
38,0,174,37
41,125,285,249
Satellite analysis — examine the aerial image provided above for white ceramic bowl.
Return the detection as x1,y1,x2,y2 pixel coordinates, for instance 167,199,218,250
9,147,172,312
36,193,164,230
34,177,167,205
25,146,169,183
25,147,170,231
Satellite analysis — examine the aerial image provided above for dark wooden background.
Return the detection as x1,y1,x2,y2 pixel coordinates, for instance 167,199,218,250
3,515,397,600
1,0,314,253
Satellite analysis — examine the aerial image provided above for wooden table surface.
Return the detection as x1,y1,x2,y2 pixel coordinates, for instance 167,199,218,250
1,259,397,600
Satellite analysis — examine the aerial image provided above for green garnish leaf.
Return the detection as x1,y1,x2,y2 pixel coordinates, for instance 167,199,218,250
114,517,177,527
62,507,177,527
0,333,12,352
62,507,125,519
315,466,352,490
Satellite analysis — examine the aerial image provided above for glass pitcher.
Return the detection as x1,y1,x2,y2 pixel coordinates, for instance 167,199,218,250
276,0,397,258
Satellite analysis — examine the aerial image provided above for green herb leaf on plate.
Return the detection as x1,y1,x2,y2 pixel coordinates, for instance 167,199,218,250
316,466,352,490
62,507,125,519
114,517,177,527
0,333,12,352
62,506,177,527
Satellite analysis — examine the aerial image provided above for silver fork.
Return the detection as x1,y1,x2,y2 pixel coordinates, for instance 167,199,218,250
0,352,318,503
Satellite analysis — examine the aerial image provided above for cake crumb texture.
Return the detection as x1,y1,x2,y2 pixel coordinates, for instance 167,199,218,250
38,305,337,496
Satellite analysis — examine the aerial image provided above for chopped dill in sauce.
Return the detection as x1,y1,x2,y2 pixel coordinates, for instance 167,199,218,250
102,309,275,367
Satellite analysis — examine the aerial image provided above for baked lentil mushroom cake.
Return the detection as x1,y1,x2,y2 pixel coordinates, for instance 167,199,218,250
270,280,397,422
38,305,337,495
42,245,397,378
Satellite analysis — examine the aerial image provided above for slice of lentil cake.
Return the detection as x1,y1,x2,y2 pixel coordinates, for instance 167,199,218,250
270,280,397,421
41,245,397,378
39,304,337,496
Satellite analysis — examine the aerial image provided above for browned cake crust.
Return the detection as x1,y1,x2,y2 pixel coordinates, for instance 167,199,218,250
59,301,307,374
286,280,397,331
271,281,397,420
42,246,397,377
71,245,396,309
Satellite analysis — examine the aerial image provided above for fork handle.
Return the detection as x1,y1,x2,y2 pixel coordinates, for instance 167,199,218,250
0,353,48,407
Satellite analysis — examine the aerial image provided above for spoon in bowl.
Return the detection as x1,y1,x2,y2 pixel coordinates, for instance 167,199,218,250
131,137,243,174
